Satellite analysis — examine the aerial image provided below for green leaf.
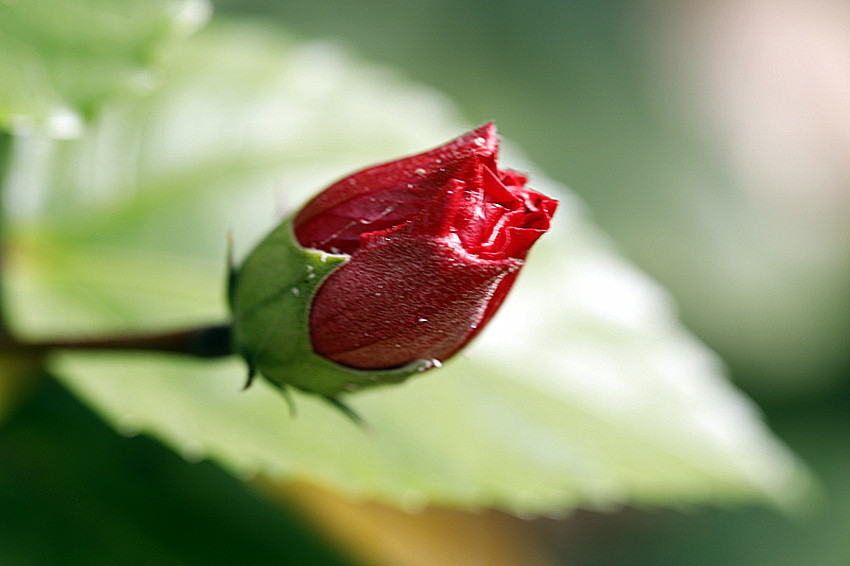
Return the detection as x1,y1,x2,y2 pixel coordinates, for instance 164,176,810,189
4,233,224,337
0,0,210,137
4,21,812,515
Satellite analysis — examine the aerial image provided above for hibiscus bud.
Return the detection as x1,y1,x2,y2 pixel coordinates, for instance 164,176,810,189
230,124,556,397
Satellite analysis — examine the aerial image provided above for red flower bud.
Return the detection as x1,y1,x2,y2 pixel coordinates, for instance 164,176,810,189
294,123,557,370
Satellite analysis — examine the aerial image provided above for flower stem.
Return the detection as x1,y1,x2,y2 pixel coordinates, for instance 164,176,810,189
0,324,234,359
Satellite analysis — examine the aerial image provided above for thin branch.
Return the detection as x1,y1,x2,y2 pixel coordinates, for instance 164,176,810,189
0,324,234,359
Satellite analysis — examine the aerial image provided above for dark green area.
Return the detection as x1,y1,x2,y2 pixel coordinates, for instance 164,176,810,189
0,380,357,566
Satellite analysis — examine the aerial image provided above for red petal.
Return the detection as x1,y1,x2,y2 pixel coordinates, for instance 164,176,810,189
295,124,558,371
309,235,518,369
294,124,499,254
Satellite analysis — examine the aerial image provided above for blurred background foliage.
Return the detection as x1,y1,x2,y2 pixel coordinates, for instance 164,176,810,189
1,0,848,565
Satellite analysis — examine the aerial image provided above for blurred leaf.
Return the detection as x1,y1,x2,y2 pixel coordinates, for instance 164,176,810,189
5,233,224,337
0,381,357,566
4,21,811,516
0,0,210,137
527,398,850,566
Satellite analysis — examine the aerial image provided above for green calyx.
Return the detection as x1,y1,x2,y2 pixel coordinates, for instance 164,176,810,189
228,218,429,397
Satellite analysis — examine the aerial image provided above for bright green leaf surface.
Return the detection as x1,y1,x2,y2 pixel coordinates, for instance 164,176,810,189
0,0,210,137
3,22,811,515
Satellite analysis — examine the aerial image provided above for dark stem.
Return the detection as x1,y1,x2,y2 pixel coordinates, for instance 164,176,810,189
0,324,234,359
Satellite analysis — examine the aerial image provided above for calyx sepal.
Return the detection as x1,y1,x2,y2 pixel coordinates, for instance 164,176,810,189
229,218,430,397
